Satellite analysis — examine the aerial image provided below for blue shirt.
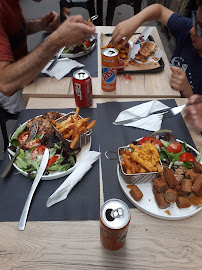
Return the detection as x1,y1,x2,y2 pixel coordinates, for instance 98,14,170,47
167,13,202,95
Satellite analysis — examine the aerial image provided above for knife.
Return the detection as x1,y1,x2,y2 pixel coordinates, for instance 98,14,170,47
46,46,65,71
113,109,168,126
17,148,49,231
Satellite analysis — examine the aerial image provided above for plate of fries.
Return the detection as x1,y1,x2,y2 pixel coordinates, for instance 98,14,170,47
9,109,94,181
117,139,202,220
118,142,163,185
52,108,96,150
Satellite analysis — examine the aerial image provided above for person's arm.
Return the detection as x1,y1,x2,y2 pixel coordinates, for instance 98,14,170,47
26,11,60,35
170,66,194,97
184,95,202,132
0,15,95,96
112,3,174,46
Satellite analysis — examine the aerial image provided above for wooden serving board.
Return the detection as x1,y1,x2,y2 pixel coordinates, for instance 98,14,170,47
100,33,161,72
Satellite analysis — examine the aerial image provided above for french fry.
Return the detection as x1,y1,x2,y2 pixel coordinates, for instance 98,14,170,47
51,119,58,126
131,164,136,174
86,120,96,130
74,107,79,117
80,117,89,123
119,149,125,156
63,129,74,139
72,125,79,137
58,123,74,134
52,108,96,149
75,121,83,128
122,154,132,169
125,149,130,156
122,160,126,167
156,162,163,173
129,143,138,150
60,116,73,125
132,152,157,172
79,126,86,134
139,167,147,173
126,168,132,174
70,133,80,149
136,163,142,173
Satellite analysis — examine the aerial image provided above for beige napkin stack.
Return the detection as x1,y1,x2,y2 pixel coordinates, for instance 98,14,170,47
114,100,170,131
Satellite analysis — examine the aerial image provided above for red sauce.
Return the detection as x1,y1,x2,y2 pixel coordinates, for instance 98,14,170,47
121,74,132,81
117,59,125,70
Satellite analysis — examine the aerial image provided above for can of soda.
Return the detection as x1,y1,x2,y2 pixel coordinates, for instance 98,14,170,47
72,69,93,107
99,198,131,250
101,48,119,92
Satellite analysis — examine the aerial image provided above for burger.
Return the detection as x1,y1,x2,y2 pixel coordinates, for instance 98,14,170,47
135,41,157,62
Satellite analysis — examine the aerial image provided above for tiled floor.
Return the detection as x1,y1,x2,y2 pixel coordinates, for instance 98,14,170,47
0,0,173,160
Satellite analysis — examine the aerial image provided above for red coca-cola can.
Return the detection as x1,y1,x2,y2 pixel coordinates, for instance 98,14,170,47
72,70,93,107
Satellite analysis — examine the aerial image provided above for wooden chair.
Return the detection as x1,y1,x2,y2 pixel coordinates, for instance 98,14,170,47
0,106,19,152
106,0,142,26
59,0,97,24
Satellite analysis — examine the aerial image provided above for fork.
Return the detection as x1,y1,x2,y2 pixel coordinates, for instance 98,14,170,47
163,98,201,119
113,111,167,126
0,121,38,178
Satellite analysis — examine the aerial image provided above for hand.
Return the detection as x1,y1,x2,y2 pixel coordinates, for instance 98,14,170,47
112,17,138,47
170,66,193,97
53,15,96,47
184,95,202,132
40,11,60,33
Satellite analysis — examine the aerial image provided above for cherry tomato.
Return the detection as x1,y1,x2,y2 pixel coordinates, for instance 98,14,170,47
31,145,47,160
138,137,162,148
166,142,182,154
46,155,59,168
23,138,41,149
18,131,30,145
84,40,90,48
179,152,196,162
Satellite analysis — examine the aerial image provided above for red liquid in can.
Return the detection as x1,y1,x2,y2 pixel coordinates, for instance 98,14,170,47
72,70,93,107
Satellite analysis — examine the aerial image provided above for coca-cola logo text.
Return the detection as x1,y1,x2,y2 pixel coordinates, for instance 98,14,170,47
75,83,82,100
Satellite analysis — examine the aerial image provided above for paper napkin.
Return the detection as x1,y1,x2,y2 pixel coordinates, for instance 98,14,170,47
46,151,100,207
128,27,163,63
113,100,170,132
42,58,84,80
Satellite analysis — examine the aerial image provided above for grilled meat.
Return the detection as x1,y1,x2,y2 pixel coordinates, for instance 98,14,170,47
27,111,61,135
193,161,202,173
